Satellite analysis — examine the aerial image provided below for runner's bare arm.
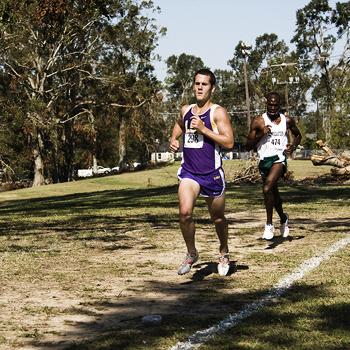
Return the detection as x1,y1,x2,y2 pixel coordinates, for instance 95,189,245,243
169,105,187,152
285,115,302,154
246,116,269,151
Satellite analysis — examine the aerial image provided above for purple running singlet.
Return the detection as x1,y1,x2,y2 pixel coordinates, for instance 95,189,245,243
181,104,222,174
178,104,225,197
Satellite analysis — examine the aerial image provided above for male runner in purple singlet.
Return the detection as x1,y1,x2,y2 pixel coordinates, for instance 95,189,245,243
169,69,234,276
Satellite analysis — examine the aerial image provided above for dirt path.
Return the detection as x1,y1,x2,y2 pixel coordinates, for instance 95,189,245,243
0,208,348,350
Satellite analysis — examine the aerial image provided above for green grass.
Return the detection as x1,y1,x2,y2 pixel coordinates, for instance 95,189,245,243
0,160,348,350
286,159,331,179
222,159,331,180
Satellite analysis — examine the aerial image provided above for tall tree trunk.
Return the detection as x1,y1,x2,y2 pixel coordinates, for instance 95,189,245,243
62,122,75,182
92,154,98,172
118,116,127,167
324,111,331,143
32,131,45,187
321,62,333,143
52,126,60,183
88,112,98,174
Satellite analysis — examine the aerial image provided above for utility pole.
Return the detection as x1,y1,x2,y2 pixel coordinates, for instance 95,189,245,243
271,75,299,115
241,42,252,130
268,63,299,114
284,83,289,115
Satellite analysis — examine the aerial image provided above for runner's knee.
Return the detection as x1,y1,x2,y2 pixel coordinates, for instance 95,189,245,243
263,183,273,195
179,209,193,224
211,215,226,226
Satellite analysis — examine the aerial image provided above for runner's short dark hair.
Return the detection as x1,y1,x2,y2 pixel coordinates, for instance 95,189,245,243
194,68,216,86
266,91,281,102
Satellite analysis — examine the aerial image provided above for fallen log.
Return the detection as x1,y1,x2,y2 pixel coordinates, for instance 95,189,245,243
315,140,336,156
311,140,350,176
311,155,347,168
331,165,350,175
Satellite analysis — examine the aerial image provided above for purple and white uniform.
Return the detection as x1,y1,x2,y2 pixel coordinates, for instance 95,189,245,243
178,104,225,197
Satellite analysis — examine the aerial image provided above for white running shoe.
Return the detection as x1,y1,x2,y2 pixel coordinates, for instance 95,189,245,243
177,252,199,275
262,224,274,240
218,254,230,276
280,214,289,238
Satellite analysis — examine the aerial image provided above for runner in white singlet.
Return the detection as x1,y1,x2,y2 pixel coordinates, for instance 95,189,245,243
246,92,302,240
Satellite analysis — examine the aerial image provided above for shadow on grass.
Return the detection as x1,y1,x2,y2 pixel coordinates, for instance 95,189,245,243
278,183,350,205
0,185,180,243
315,217,350,231
264,235,306,250
226,182,350,207
0,183,349,249
0,185,180,215
186,261,249,282
318,302,350,330
1,183,348,219
27,280,349,350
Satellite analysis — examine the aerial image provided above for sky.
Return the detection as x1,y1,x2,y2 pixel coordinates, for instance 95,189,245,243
151,0,343,82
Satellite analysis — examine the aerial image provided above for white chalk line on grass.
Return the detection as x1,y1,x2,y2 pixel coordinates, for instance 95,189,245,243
170,236,350,350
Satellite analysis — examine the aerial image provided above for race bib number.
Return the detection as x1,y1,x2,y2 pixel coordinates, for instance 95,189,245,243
184,130,204,148
270,137,284,151
271,138,281,146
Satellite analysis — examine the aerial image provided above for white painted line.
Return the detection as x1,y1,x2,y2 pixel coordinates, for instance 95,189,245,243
170,236,350,350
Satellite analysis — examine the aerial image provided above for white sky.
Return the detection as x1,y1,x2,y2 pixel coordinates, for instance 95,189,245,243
151,0,344,82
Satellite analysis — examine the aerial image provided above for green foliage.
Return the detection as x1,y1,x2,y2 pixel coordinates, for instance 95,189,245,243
332,1,350,36
165,53,206,105
226,35,310,142
0,0,349,186
0,0,165,184
0,103,32,180
330,113,350,148
329,63,350,148
292,0,335,64
213,69,247,144
290,0,350,144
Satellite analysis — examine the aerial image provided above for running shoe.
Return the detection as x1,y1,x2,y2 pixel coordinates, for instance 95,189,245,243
218,254,230,276
262,224,274,240
177,251,199,275
280,213,289,238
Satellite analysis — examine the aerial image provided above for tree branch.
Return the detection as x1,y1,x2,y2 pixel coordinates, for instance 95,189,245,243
3,62,22,78
60,109,92,124
110,99,149,109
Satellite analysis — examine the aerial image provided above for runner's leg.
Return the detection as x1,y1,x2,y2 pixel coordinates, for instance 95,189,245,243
263,163,284,225
272,183,286,221
206,195,228,255
178,178,201,255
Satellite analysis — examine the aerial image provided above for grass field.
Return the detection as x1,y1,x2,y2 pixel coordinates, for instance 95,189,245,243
0,160,349,350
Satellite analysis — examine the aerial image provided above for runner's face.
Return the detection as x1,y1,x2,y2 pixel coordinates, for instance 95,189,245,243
267,96,280,117
193,74,213,104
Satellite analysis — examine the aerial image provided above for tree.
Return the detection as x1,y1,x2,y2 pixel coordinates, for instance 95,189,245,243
165,53,205,105
0,0,165,185
229,37,296,132
211,69,246,145
330,64,350,148
291,0,349,143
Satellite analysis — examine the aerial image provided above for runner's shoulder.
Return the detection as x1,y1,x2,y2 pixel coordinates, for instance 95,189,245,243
213,104,229,119
252,115,264,127
180,104,191,117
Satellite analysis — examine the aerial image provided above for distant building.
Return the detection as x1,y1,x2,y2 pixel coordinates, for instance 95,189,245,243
305,133,317,140
150,152,174,164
